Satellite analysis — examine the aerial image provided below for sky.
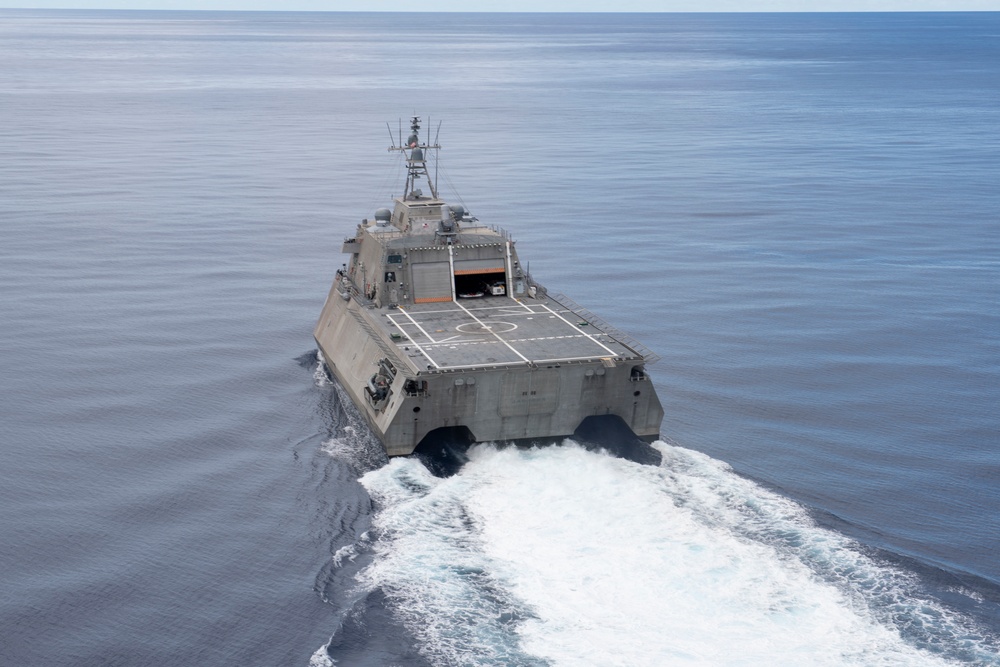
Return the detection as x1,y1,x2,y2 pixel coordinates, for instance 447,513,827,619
1,0,998,10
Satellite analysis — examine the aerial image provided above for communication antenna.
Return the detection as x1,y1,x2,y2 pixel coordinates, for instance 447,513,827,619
387,115,441,200
434,119,442,196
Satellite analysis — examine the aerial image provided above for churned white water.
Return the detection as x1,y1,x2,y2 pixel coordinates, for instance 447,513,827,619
351,443,981,666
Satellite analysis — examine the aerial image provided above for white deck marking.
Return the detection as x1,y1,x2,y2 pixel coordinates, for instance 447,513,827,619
433,334,471,345
453,300,532,363
461,297,536,314
387,310,441,369
415,333,598,350
456,321,517,335
393,308,440,343
539,303,620,357
425,338,479,347
434,354,607,371
392,297,630,370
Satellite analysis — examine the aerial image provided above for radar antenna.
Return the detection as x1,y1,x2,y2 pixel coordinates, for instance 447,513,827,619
388,116,441,200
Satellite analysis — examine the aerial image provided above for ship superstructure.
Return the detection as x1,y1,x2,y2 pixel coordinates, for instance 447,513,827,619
314,118,662,456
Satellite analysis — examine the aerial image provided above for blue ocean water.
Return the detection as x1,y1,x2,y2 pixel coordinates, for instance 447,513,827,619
1,9,998,666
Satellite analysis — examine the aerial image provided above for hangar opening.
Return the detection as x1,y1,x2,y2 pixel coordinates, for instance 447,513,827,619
454,269,506,298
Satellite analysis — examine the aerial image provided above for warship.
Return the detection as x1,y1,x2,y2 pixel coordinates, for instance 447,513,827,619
314,118,663,457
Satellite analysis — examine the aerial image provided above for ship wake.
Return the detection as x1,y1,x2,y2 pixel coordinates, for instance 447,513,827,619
318,441,999,666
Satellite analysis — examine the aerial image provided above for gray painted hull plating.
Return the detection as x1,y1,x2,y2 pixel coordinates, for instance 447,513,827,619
314,284,662,457
314,118,662,457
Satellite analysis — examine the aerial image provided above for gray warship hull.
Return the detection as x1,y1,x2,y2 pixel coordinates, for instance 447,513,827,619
314,118,662,457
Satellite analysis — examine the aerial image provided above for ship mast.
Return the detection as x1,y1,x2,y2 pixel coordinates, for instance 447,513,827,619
388,116,440,200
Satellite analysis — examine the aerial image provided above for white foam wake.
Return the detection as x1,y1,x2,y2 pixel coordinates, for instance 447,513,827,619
314,350,387,473
345,441,991,666
313,350,331,387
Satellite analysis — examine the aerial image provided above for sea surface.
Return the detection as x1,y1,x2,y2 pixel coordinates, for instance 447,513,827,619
1,9,998,666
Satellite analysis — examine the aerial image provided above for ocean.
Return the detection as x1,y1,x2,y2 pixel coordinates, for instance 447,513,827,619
1,9,998,666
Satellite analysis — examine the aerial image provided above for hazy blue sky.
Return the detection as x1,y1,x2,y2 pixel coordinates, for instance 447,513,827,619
1,1,998,10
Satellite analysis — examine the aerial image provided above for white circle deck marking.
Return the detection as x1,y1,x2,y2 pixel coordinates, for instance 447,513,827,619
456,321,517,334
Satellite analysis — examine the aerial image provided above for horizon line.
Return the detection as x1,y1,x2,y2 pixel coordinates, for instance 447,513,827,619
2,6,998,11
